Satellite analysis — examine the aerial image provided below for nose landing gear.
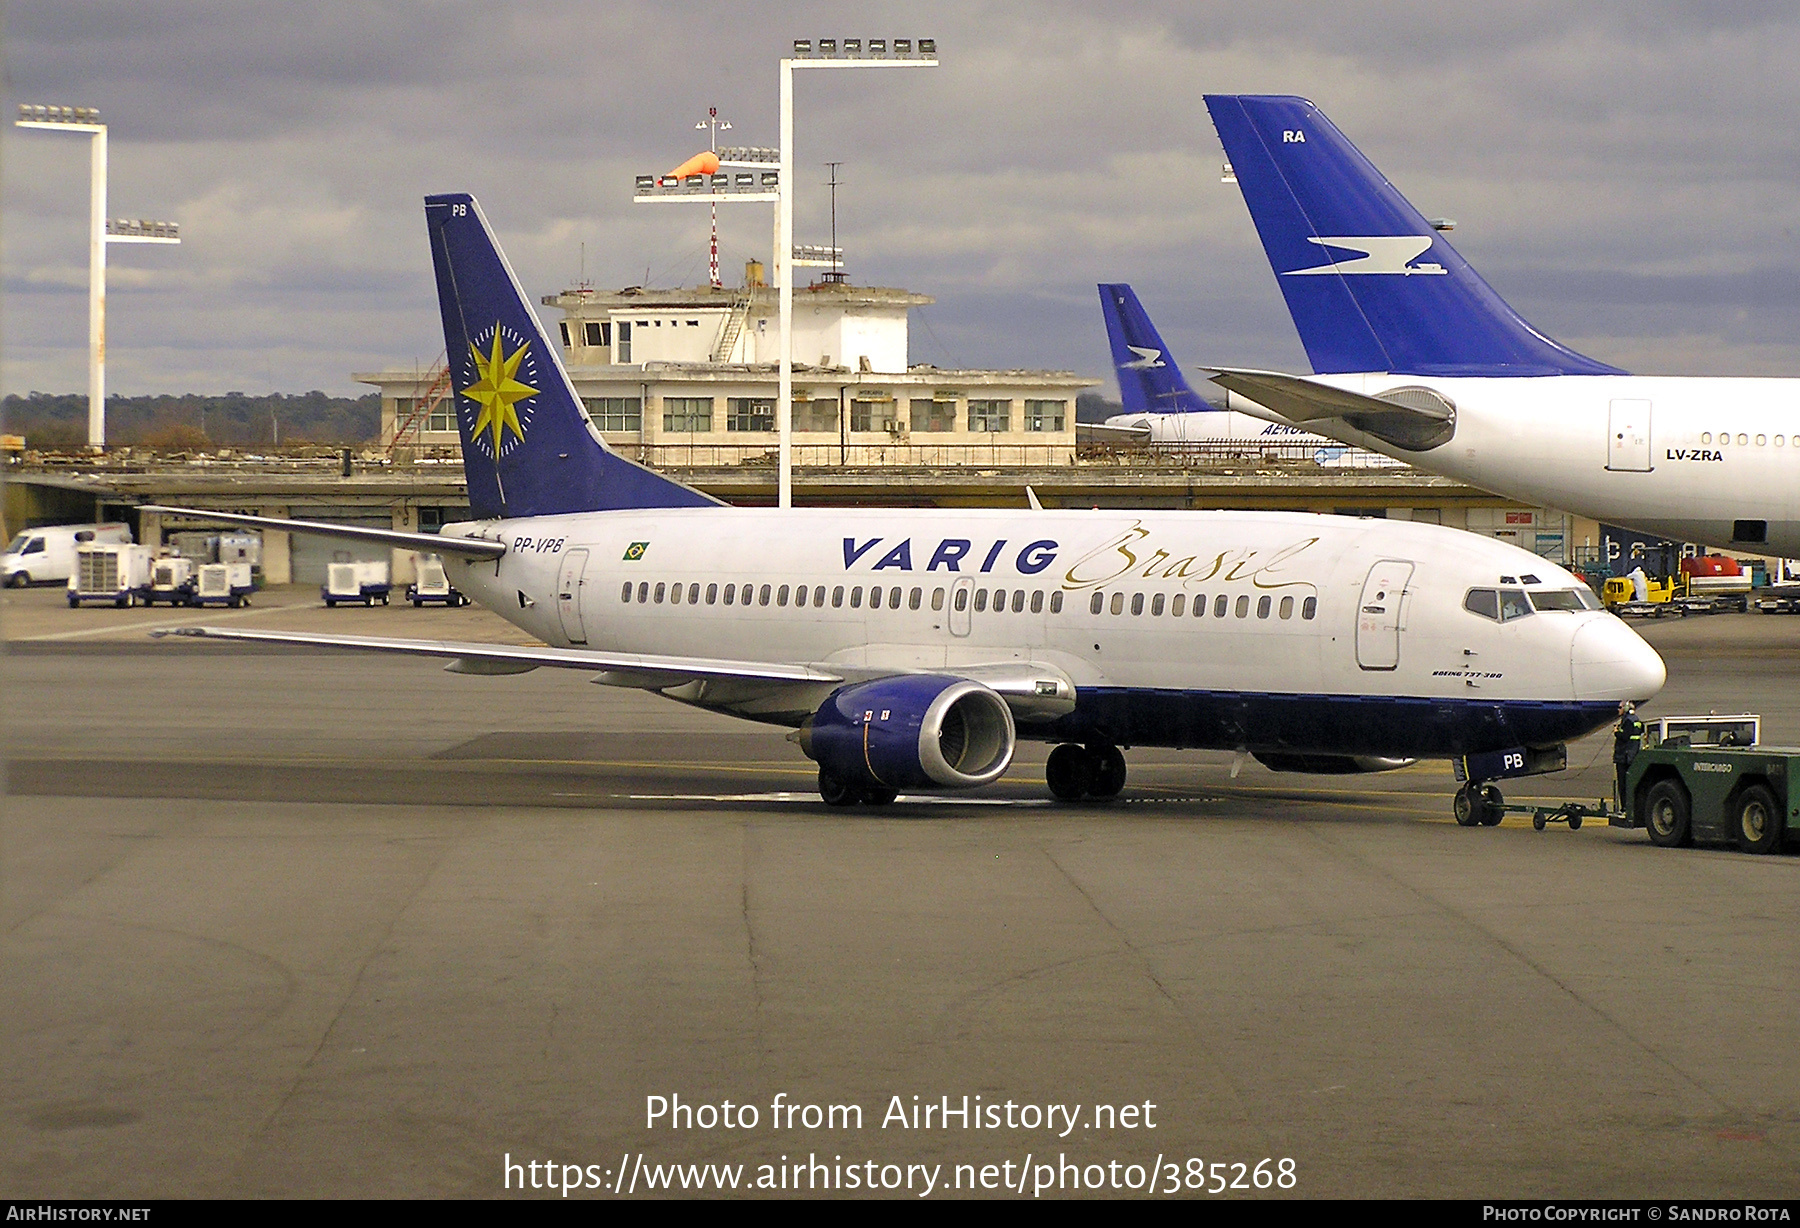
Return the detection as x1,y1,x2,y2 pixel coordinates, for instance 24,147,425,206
1453,782,1506,827
1046,743,1127,802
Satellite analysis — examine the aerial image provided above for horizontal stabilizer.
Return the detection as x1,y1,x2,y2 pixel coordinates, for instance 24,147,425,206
1205,368,1456,452
142,506,507,559
1075,420,1154,444
154,626,843,686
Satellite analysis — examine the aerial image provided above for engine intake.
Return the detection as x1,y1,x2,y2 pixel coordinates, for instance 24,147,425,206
799,675,1016,790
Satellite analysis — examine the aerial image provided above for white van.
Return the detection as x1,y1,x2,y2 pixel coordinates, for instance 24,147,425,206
2,523,133,587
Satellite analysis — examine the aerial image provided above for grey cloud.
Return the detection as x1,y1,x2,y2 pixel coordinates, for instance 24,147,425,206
8,0,1800,398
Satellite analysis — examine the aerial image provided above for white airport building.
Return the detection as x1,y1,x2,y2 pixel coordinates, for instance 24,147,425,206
361,265,1092,470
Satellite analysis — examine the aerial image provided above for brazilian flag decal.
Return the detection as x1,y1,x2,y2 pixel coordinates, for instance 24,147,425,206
623,542,649,561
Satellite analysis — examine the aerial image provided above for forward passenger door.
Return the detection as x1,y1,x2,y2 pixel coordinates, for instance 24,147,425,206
1356,559,1414,670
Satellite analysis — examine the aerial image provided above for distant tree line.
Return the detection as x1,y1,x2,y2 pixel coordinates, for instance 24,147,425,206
1,391,380,448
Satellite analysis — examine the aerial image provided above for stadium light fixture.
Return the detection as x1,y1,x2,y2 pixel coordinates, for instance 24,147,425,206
16,104,180,448
775,38,937,508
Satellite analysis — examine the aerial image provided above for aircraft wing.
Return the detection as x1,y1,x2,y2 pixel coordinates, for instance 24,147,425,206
1075,420,1152,444
1204,368,1454,452
141,506,507,560
155,628,1078,721
154,626,841,687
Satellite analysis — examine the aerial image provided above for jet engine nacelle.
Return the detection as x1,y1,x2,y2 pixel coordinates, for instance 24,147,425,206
1253,753,1416,775
798,675,1016,790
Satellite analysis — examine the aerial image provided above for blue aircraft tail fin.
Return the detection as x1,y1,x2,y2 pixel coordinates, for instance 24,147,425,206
425,193,717,519
1203,95,1624,377
1097,284,1212,415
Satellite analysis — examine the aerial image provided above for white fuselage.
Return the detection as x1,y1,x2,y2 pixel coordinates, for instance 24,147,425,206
441,506,1661,751
1310,374,1800,556
1105,408,1348,450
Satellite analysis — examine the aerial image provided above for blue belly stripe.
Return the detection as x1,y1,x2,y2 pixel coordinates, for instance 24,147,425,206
1030,688,1616,757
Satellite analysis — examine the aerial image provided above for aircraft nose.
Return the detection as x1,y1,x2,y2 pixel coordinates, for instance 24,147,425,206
1570,617,1666,703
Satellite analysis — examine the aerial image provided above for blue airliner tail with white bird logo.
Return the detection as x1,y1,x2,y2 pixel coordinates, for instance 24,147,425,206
1097,284,1212,415
1203,95,1625,378
425,193,717,519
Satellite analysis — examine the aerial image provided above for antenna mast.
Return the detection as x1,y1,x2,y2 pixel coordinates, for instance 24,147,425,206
695,106,732,287
824,161,846,284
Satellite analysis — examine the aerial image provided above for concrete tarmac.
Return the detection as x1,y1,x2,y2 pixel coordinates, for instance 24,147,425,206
3,585,1798,1198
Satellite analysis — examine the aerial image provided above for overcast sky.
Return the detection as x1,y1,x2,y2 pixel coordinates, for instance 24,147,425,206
8,1,1800,399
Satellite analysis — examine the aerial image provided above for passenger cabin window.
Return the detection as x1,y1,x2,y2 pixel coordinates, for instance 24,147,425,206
1302,597,1317,620
1214,595,1228,618
1049,592,1063,614
1090,592,1104,615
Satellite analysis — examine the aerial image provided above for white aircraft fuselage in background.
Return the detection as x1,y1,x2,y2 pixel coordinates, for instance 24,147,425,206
1283,374,1800,555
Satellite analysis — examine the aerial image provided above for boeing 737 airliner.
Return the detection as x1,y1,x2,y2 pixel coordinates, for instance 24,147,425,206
1204,94,1800,557
1094,283,1400,468
1094,283,1338,450
153,193,1664,822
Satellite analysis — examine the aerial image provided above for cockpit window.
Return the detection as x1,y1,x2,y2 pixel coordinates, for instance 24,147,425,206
1463,588,1500,621
1498,589,1532,621
1527,589,1591,612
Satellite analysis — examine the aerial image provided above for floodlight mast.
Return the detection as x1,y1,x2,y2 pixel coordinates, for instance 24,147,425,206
15,105,179,449
777,38,937,509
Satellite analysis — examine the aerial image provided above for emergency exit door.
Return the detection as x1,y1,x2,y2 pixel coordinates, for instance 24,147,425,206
1356,559,1414,670
1607,399,1653,472
557,549,590,644
948,576,973,637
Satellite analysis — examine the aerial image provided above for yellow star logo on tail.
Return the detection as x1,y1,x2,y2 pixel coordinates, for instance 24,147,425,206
462,327,538,454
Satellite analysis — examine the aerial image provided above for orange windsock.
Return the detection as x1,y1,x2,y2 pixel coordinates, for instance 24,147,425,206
668,150,720,178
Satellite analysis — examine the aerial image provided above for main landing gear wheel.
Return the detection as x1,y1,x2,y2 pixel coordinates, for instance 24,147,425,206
1478,784,1505,826
818,768,861,807
1044,743,1127,802
1734,783,1784,855
1045,744,1092,801
861,786,898,807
